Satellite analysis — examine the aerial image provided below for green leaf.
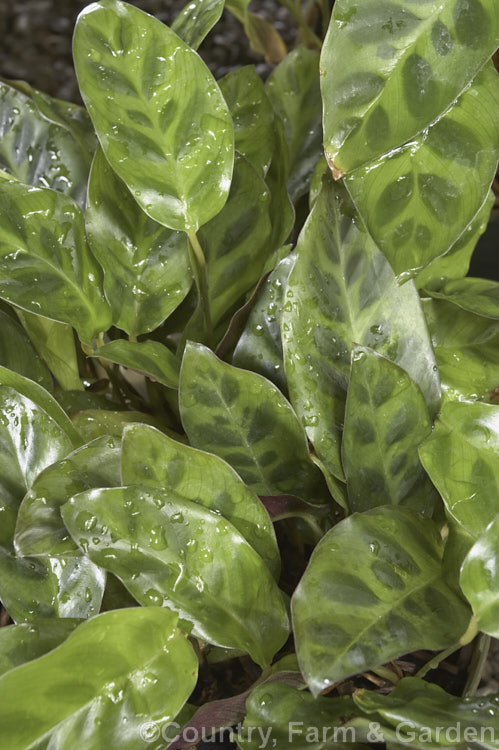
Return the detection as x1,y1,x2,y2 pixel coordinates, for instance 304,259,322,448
354,677,499,748
62,486,289,666
422,297,499,402
321,0,499,175
29,88,97,164
344,64,499,279
86,146,192,337
92,340,180,389
0,385,73,548
0,181,112,345
292,506,471,695
240,682,360,750
15,310,82,391
0,550,105,623
461,516,499,637
121,423,280,577
0,366,81,446
233,252,295,392
179,342,328,501
71,409,164,443
266,47,322,201
419,402,499,539
15,435,121,556
0,308,52,390
197,153,273,329
415,190,494,289
74,0,234,233
265,119,295,250
281,180,440,481
243,13,287,65
172,0,225,50
342,347,433,513
0,618,79,677
0,608,198,750
424,277,499,320
0,81,92,208
219,66,275,178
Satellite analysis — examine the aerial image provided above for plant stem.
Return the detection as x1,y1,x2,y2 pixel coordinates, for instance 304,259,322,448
187,230,214,347
415,643,461,680
371,666,401,685
463,634,490,697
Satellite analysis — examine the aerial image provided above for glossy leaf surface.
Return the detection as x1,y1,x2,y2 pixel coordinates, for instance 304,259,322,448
0,308,52,390
292,507,470,694
74,0,234,232
71,409,163,442
93,340,180,389
0,181,111,344
172,0,224,49
219,66,274,178
180,342,328,501
197,154,272,328
0,608,198,750
233,252,295,392
0,618,79,677
0,81,91,207
15,435,121,556
86,147,192,337
425,277,499,320
419,402,499,539
460,516,499,637
266,47,322,200
343,347,433,513
0,386,72,548
422,297,499,402
321,0,499,175
281,180,440,480
62,486,289,665
15,310,82,391
354,677,499,747
0,550,105,623
121,423,280,576
344,65,499,279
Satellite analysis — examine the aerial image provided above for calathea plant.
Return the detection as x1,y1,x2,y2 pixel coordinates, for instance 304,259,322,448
0,0,498,747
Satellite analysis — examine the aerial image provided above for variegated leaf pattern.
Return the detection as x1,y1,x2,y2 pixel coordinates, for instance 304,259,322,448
219,66,275,178
73,0,234,232
424,277,499,320
179,342,329,502
14,435,121,556
90,339,181,389
266,46,323,201
419,401,499,540
281,179,440,481
344,64,499,279
321,0,499,175
121,423,280,577
342,347,434,513
233,252,296,391
0,181,112,345
86,147,192,337
292,507,471,695
62,486,290,666
422,297,499,402
0,81,92,208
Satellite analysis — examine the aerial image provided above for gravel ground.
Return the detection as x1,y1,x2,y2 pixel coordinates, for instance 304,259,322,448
0,0,296,101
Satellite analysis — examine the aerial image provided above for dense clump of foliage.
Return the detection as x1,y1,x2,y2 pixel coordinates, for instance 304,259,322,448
0,0,498,747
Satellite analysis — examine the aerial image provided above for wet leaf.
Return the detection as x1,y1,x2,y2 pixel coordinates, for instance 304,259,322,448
62,486,290,666
15,435,121,556
71,409,164,443
179,342,328,502
419,401,499,539
424,277,499,320
0,618,79,677
292,507,471,694
172,0,225,50
74,0,234,232
86,146,192,337
0,608,198,750
121,423,280,577
281,180,440,480
0,181,112,345
343,347,433,513
461,516,499,637
92,340,180,389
